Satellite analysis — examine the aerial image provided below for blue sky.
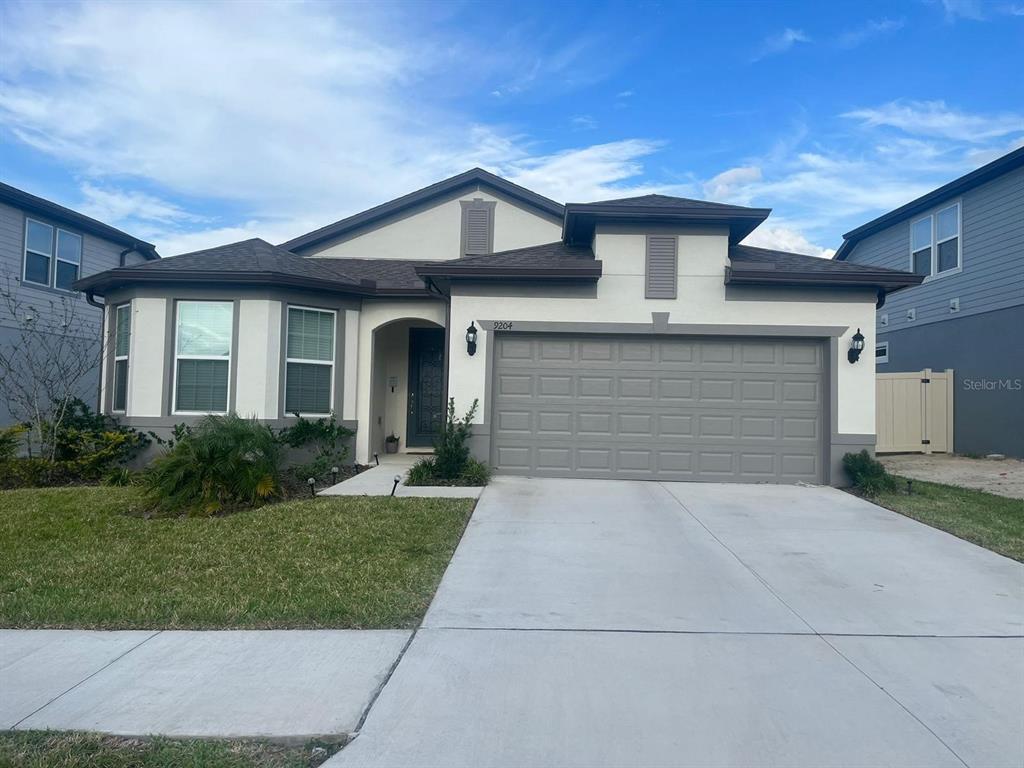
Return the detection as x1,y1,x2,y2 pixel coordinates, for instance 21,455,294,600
1,0,1022,257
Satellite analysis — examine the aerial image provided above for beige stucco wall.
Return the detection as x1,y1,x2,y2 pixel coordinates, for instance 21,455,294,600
305,188,562,261
126,297,167,417
234,299,281,419
446,227,878,437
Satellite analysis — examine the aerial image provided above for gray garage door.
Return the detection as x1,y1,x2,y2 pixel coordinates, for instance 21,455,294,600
490,334,825,483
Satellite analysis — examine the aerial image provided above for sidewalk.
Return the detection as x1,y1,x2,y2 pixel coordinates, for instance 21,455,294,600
1,629,409,739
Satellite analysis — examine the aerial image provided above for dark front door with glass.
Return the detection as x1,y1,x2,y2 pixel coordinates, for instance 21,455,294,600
406,327,445,448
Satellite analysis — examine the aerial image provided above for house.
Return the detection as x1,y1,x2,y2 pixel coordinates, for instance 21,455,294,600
835,147,1024,458
75,168,922,486
0,182,158,426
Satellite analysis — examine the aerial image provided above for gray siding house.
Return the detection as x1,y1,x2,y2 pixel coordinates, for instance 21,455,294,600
0,182,158,426
835,147,1024,458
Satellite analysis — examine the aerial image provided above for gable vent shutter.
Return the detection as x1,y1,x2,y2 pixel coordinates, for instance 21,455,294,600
461,199,495,256
646,235,678,299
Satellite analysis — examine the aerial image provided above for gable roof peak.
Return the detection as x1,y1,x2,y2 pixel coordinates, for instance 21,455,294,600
280,168,564,254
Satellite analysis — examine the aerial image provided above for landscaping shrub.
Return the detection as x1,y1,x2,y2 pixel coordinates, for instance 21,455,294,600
405,401,491,487
277,414,355,491
843,449,898,496
0,425,25,461
0,401,149,489
144,414,283,515
434,398,478,480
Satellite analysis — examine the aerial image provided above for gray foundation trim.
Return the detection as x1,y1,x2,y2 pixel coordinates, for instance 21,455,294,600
477,319,849,338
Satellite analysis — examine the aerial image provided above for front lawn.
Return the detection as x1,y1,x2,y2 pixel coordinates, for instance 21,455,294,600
0,487,473,629
870,477,1024,562
0,730,339,768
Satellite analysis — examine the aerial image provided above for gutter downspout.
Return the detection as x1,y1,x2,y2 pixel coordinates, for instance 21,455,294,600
85,291,105,415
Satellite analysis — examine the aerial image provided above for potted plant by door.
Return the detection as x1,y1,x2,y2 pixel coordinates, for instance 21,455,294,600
384,433,400,454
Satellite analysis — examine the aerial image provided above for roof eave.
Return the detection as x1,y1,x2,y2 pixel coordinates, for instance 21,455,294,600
563,208,770,245
74,269,431,298
415,264,602,280
724,267,924,292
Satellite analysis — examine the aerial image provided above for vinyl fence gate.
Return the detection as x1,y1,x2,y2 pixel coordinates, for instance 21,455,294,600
876,368,954,454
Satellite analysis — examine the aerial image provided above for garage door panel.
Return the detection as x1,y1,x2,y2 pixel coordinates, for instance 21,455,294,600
492,335,825,484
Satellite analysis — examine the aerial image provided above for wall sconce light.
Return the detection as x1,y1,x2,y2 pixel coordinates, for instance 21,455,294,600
847,328,865,364
466,322,478,356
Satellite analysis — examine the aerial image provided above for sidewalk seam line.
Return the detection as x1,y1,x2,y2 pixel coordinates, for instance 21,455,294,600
11,630,163,729
658,483,971,768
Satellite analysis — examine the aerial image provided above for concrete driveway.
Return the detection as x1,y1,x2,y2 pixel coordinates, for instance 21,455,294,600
331,477,1024,768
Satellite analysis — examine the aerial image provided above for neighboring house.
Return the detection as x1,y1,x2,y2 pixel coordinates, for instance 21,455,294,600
76,168,920,486
835,147,1024,458
0,182,158,426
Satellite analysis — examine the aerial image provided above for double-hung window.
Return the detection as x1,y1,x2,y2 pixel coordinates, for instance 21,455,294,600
174,301,233,413
23,218,83,290
911,202,960,279
112,303,131,413
285,306,335,416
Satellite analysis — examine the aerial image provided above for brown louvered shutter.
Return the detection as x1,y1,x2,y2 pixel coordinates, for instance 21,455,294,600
645,235,678,298
461,199,495,256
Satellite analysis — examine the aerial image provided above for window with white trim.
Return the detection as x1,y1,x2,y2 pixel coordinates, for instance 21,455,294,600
284,306,335,416
112,303,131,413
174,301,233,413
23,218,83,290
875,341,889,365
911,202,960,278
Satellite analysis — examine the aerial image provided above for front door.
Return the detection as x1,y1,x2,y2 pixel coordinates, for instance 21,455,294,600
406,327,445,448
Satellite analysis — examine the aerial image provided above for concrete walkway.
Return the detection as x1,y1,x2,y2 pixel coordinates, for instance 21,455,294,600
2,630,409,739
329,476,1024,768
320,454,482,498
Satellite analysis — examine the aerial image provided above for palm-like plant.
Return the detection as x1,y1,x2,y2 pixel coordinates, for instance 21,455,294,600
145,414,282,515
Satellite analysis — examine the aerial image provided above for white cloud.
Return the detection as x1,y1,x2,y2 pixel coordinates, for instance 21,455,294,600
741,225,835,259
752,28,810,61
836,18,904,48
940,0,988,20
570,115,598,130
843,100,1024,142
78,184,207,227
703,166,763,203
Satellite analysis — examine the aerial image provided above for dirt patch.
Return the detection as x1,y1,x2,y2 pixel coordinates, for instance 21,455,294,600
879,454,1024,500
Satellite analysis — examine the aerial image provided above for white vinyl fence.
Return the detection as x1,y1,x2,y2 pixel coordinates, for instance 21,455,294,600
876,368,954,454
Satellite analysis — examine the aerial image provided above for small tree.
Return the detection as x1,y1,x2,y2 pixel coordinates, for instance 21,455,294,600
0,271,102,460
433,398,479,479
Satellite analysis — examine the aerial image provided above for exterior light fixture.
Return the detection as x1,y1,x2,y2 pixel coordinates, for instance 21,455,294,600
466,322,478,356
391,474,402,497
847,328,865,364
307,477,316,497
331,466,339,485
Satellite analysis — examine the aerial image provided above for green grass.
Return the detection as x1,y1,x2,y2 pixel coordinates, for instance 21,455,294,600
0,730,340,767
870,476,1024,562
0,487,473,629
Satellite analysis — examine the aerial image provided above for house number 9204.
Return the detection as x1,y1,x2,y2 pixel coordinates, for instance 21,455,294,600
492,321,513,330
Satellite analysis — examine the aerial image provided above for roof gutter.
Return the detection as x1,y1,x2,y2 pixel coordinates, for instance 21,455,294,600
724,266,924,293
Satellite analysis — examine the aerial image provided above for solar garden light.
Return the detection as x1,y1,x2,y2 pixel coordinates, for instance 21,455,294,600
466,322,478,356
391,474,402,497
307,477,316,497
373,453,380,466
331,466,339,485
847,328,865,364
907,479,914,495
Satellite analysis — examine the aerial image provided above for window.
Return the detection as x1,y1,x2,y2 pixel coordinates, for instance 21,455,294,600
460,199,495,256
645,235,678,298
174,301,233,413
875,342,889,365
23,218,83,290
112,303,131,413
285,306,335,416
24,219,53,286
55,230,82,290
910,202,960,278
